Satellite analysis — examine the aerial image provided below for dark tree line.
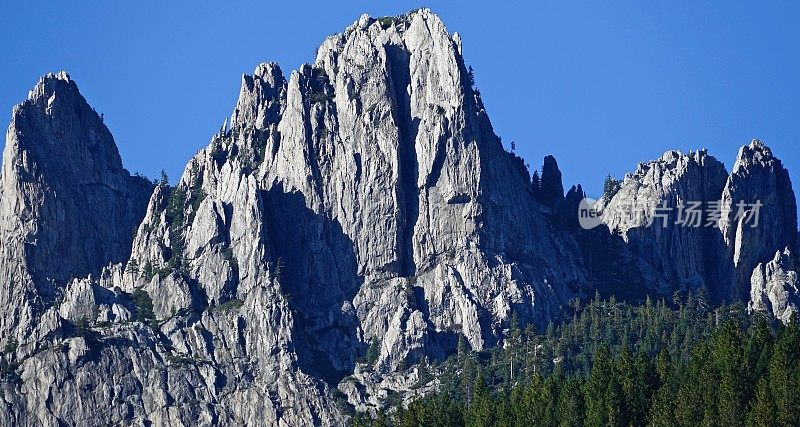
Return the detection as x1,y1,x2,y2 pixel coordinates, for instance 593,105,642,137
353,292,800,426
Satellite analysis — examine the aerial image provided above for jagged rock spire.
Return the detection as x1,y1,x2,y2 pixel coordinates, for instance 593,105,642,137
720,139,798,301
539,155,565,206
0,72,152,338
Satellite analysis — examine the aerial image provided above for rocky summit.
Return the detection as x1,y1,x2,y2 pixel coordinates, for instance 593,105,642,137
598,141,798,310
0,9,798,426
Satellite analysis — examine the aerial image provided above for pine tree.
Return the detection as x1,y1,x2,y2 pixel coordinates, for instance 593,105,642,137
602,174,621,200
467,65,476,87
712,321,748,425
397,399,426,427
672,289,684,308
584,345,616,426
748,377,777,427
769,315,800,425
633,351,657,425
649,349,677,425
696,286,710,314
508,311,522,384
531,170,541,198
540,375,560,426
747,315,774,381
462,353,479,403
557,376,585,427
365,338,380,365
648,387,673,426
494,389,514,427
674,343,707,425
466,374,494,427
517,375,541,426
524,324,538,380
458,333,469,359
615,346,635,425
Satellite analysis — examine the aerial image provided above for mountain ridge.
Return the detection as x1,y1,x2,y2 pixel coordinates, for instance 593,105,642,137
0,9,797,425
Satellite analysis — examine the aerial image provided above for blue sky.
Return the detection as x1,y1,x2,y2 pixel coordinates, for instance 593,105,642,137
1,1,798,201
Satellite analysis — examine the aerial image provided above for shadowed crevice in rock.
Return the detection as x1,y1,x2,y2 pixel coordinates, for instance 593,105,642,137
262,184,361,384
386,44,419,278
303,66,337,203
424,120,452,190
571,225,645,302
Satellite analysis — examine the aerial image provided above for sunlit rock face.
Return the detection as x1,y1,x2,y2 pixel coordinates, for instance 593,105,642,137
1,9,797,425
749,247,799,324
0,9,589,425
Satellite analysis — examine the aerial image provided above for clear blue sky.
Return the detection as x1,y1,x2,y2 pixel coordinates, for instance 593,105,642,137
1,1,798,202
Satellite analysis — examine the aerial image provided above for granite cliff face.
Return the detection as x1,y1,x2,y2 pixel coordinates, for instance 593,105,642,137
0,10,587,425
599,149,729,293
749,247,799,323
719,142,798,302
124,8,585,390
0,72,152,340
600,141,799,318
0,9,798,426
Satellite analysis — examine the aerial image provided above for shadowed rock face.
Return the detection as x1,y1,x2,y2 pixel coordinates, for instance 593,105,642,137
0,72,152,338
600,142,799,315
719,141,798,302
600,149,730,294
